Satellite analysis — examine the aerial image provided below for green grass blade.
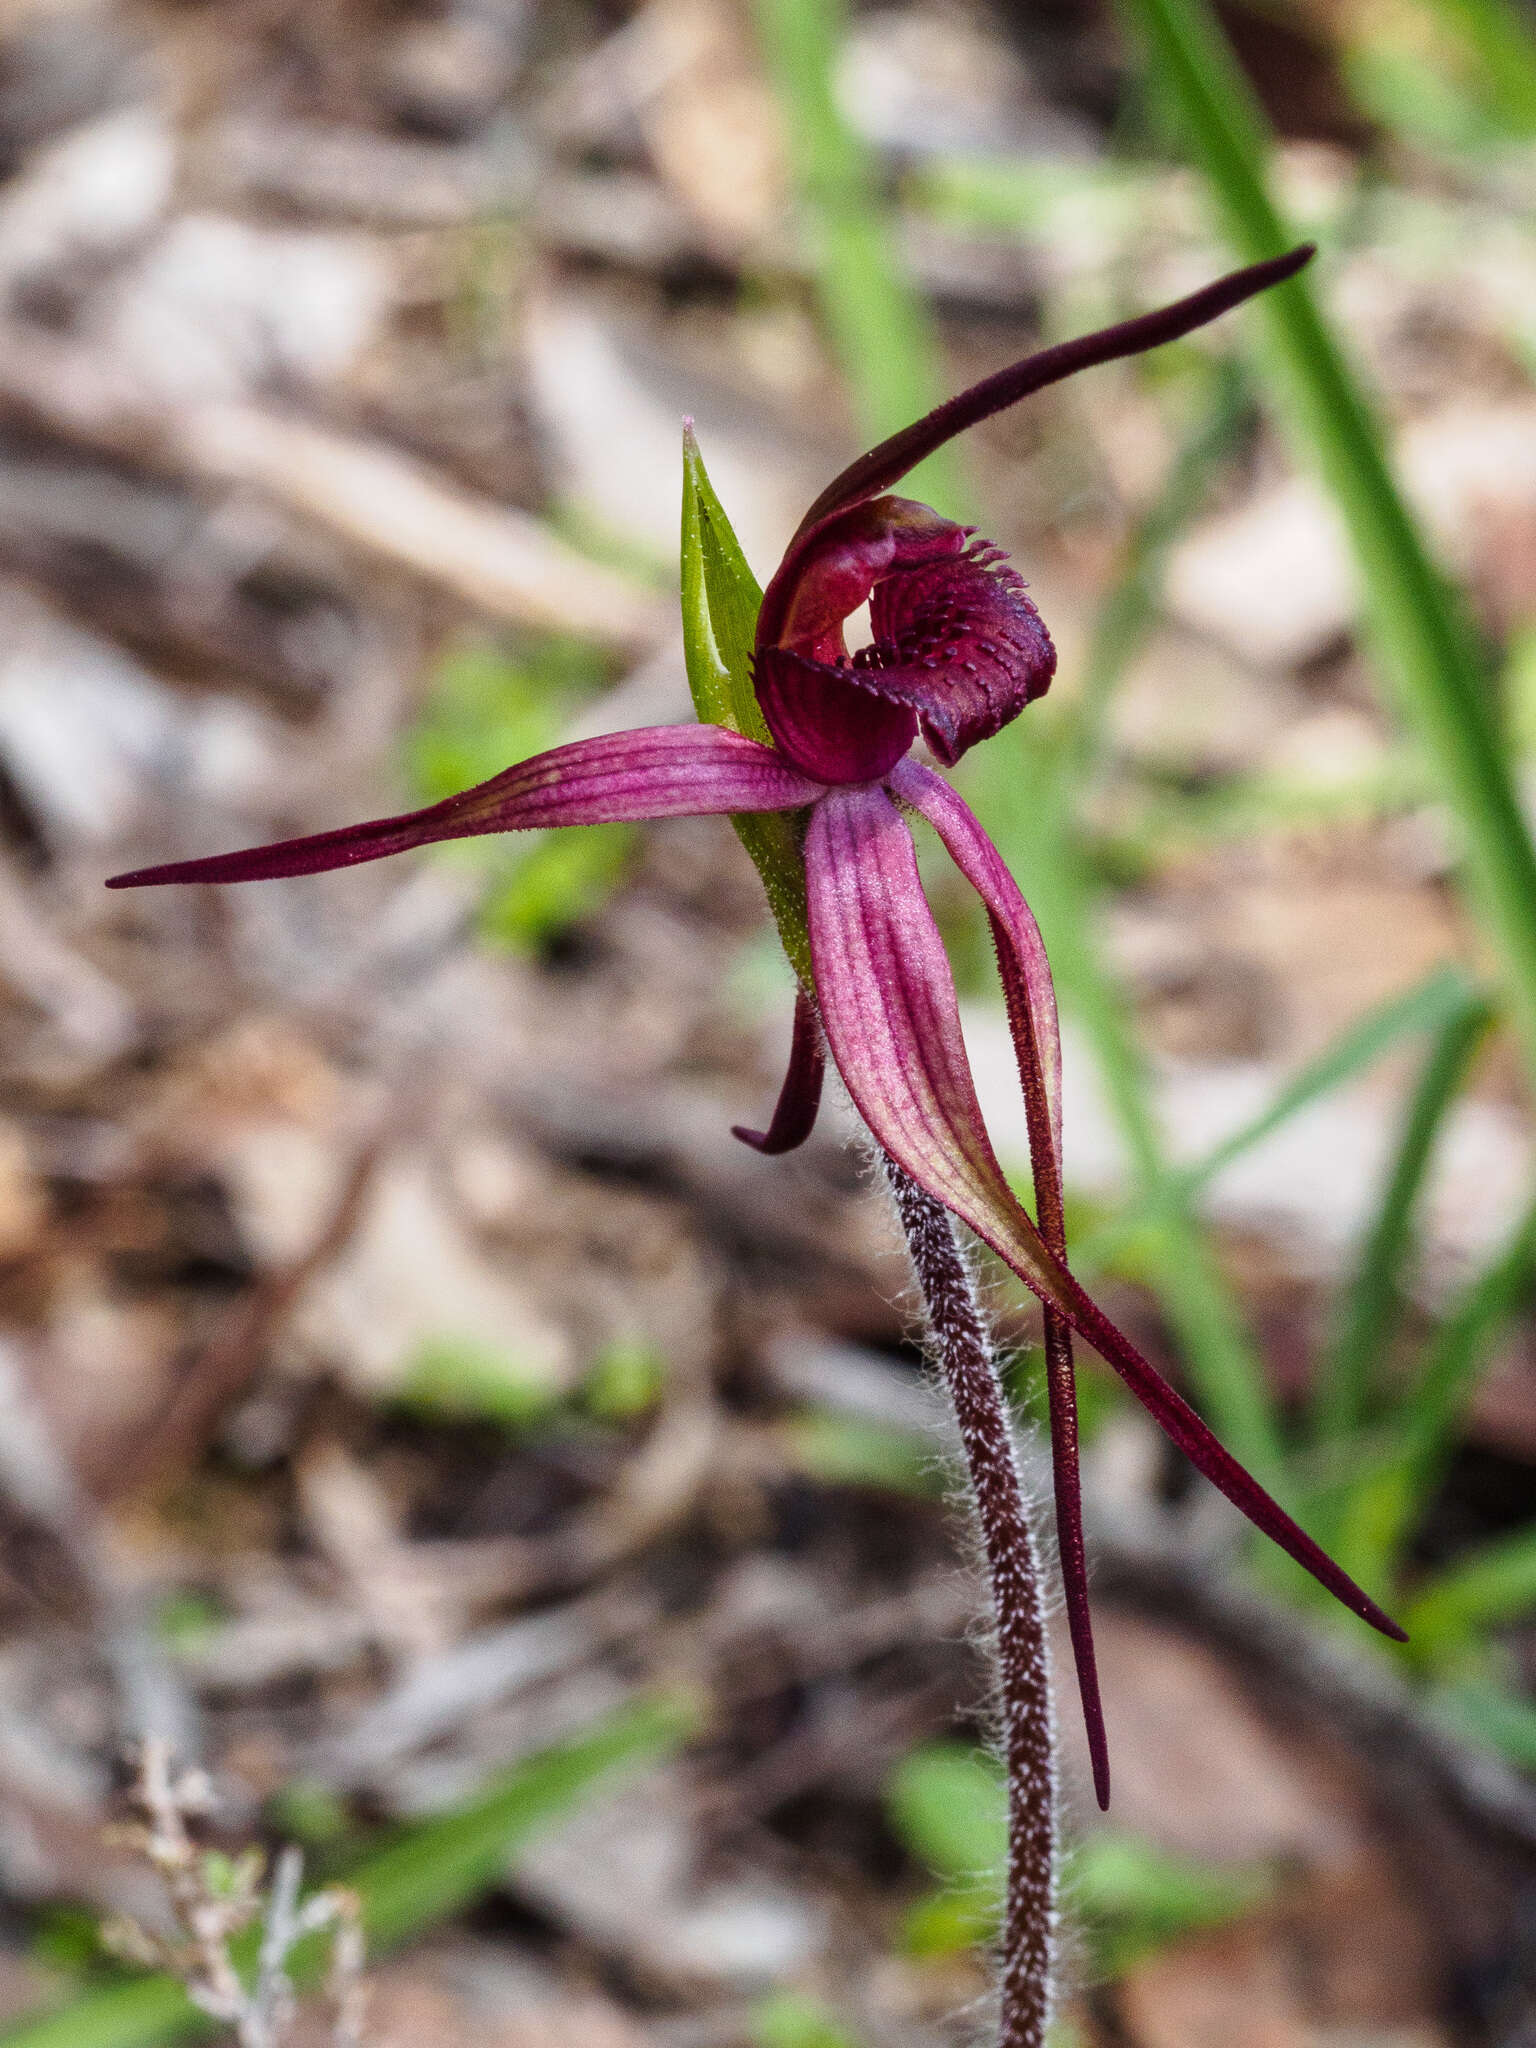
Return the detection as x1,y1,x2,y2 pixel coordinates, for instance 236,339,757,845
1075,965,1483,1276
752,0,960,512
1312,988,1493,1445
1403,1521,1536,1654
1057,357,1254,807
1429,1675,1536,1767
342,1694,691,1947
0,1697,690,2048
1182,968,1480,1201
1319,1180,1536,1592
0,1980,190,2048
1396,1186,1536,1493
1119,0,1536,1091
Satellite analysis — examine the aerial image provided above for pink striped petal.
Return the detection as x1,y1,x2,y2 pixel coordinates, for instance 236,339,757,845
805,784,1406,1653
891,758,1104,1803
107,727,826,888
890,761,1060,1149
732,985,826,1154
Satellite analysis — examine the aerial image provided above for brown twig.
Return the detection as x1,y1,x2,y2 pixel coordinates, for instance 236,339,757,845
95,1129,387,1503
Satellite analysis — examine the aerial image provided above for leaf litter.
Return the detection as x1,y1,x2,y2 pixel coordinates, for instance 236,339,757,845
0,0,1525,2043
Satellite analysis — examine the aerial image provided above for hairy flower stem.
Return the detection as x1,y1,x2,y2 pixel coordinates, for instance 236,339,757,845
886,1159,1057,2045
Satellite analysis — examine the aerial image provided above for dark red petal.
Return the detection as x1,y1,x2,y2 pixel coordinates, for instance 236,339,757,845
754,497,1054,767
803,782,1406,1651
758,249,1312,663
892,758,1104,1803
762,497,968,655
732,985,826,1154
789,247,1314,546
753,648,917,783
106,727,826,888
859,540,1056,764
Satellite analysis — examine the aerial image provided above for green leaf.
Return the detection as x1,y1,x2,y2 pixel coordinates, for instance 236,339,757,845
1403,1522,1536,1657
1312,987,1493,1447
781,1410,943,1497
1118,0,1536,1098
679,428,767,742
396,1337,564,1435
680,427,812,986
754,1993,862,2048
0,1698,691,2048
885,1741,1268,1975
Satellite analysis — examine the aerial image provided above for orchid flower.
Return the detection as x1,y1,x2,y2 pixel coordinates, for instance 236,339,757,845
108,246,1402,1809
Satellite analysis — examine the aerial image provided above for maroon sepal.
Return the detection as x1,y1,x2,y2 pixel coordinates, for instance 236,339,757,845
732,986,826,1154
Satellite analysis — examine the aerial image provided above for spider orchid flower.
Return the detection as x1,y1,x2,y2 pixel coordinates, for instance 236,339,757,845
108,246,1403,1808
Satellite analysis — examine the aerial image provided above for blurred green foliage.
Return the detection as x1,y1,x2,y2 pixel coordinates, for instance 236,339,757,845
781,1409,945,1497
397,1335,564,1434
752,0,960,513
754,1992,863,2048
406,636,634,952
0,1698,691,2048
395,1332,671,1439
886,1741,1268,1974
581,1338,669,1423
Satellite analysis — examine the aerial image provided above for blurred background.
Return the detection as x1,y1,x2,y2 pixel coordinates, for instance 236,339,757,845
0,0,1532,2041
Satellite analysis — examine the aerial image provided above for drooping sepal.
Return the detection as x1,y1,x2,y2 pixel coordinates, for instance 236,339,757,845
802,783,1407,1661
892,758,1104,1805
732,985,826,1154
